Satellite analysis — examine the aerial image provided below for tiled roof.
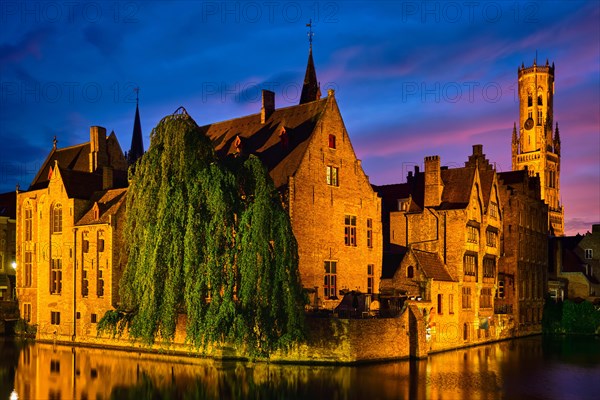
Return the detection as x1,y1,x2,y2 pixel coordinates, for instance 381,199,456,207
77,188,127,226
29,143,91,191
439,167,475,209
413,249,456,282
200,97,329,188
0,191,16,219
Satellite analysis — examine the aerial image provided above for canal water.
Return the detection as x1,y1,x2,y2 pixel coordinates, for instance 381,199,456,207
1,335,599,399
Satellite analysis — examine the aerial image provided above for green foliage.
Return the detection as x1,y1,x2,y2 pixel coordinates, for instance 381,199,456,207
118,111,306,355
97,309,133,338
543,297,600,335
13,318,37,337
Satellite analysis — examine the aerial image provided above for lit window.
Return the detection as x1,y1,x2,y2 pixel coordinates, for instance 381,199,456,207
326,166,339,186
324,261,337,298
52,204,62,234
344,215,357,246
366,219,373,248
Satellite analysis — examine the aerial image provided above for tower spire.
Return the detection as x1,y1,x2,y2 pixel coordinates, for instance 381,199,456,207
299,20,321,105
128,87,144,165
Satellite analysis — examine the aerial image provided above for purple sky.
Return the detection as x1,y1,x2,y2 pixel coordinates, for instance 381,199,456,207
1,1,598,235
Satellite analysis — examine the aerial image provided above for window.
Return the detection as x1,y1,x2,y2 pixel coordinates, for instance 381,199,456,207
407,265,414,279
24,207,32,241
51,311,60,325
462,287,472,309
51,204,62,234
91,313,97,323
537,110,543,125
328,134,336,149
585,249,593,259
24,252,32,287
496,280,505,299
366,218,373,248
489,202,498,219
449,294,454,314
50,359,60,374
98,231,105,253
483,257,496,278
344,215,357,246
97,269,104,297
467,225,478,243
326,166,339,186
486,230,498,248
324,261,337,298
367,264,374,294
23,303,32,323
464,254,477,277
480,288,492,308
437,294,443,314
82,269,89,297
463,323,469,341
398,200,409,211
50,259,62,294
537,95,543,106
83,233,90,253
527,95,532,107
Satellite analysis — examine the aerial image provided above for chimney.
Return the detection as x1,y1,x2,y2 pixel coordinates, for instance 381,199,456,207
473,144,483,156
424,155,442,207
89,126,108,172
261,90,275,124
102,166,113,190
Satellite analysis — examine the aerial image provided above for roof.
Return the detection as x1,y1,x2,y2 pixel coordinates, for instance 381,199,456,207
0,191,16,219
562,247,600,284
128,103,144,164
201,97,330,188
299,47,320,105
382,250,408,279
77,188,128,226
413,249,455,282
498,170,527,185
29,143,91,191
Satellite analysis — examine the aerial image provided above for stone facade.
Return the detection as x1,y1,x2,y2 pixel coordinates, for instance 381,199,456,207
497,170,548,335
512,60,564,235
0,191,16,301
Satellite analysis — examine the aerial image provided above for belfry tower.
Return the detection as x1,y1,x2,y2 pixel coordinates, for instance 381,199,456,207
512,59,564,235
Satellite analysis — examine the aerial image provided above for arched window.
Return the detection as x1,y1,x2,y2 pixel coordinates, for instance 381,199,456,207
52,204,62,234
24,205,33,241
407,265,414,279
537,95,543,106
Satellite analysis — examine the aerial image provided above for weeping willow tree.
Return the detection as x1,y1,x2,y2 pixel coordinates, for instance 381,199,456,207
99,109,306,355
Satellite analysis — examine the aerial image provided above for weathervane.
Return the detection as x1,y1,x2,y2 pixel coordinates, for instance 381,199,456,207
306,19,314,49
134,87,140,105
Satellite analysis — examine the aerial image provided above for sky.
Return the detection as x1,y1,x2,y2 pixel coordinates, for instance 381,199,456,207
0,0,598,235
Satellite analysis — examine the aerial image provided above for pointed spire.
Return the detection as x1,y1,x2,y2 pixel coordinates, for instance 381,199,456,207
299,20,321,105
128,88,144,165
512,122,518,143
554,122,561,155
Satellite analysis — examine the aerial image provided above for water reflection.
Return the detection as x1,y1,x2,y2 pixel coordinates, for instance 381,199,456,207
3,336,600,400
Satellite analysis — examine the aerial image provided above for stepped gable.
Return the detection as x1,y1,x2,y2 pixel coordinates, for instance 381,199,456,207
201,97,329,189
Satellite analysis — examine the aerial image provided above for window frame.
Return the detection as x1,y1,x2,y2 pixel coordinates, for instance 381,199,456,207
323,261,337,299
326,165,339,187
344,215,357,247
51,203,62,234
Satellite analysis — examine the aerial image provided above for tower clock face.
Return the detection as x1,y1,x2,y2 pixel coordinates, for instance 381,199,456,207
524,118,534,130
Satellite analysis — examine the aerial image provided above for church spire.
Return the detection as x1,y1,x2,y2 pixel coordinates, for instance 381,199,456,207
128,88,144,165
554,122,561,156
299,20,321,105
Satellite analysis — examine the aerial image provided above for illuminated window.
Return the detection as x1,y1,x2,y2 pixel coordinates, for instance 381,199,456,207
328,134,336,149
366,218,373,248
344,215,357,246
50,259,62,294
24,207,32,241
51,204,62,234
462,287,472,309
464,254,477,277
326,166,339,186
367,264,374,294
484,257,496,278
467,225,479,243
24,252,32,287
324,261,337,298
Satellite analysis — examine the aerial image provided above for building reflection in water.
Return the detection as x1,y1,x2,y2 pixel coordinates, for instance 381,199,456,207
7,336,600,400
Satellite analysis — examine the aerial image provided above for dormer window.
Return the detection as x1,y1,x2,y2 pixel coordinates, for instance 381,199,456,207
328,134,336,149
398,199,409,211
93,202,100,220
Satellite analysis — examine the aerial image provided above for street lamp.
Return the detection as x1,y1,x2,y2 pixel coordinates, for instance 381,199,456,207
11,261,17,269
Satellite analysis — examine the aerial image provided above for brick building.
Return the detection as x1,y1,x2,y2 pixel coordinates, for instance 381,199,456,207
376,145,503,349
0,191,17,301
201,48,382,310
497,169,548,334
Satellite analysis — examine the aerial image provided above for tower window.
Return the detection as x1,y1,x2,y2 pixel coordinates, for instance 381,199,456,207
538,110,542,125
52,204,62,234
527,95,532,107
538,95,543,106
